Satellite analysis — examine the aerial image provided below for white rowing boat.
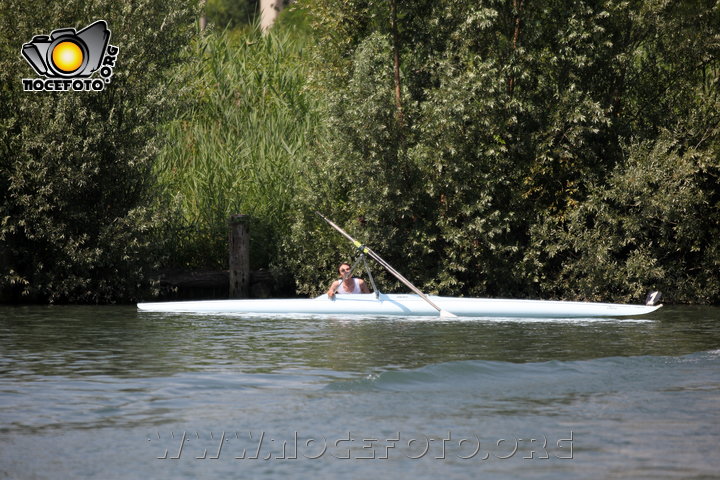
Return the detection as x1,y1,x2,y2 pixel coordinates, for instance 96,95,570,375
137,293,661,317
138,214,662,318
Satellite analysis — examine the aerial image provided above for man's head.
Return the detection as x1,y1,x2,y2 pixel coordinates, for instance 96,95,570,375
338,262,351,278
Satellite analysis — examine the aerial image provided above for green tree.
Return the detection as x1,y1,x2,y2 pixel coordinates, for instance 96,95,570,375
524,123,720,303
523,0,720,303
287,0,622,296
0,0,199,303
283,1,435,295
286,0,720,303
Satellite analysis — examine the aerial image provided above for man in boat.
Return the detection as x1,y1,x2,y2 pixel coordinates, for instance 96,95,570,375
327,262,371,298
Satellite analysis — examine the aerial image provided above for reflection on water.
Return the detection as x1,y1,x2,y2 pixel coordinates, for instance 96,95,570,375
1,305,719,479
3,305,717,377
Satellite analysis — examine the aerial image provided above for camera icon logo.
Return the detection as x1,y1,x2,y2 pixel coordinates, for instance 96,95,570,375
21,20,119,92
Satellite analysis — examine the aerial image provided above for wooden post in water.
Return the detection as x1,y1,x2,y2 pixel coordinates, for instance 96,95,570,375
229,214,250,298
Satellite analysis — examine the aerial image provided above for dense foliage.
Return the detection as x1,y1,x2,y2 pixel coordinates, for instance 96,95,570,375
154,23,319,270
2,0,718,304
284,0,720,303
0,0,198,302
205,0,259,29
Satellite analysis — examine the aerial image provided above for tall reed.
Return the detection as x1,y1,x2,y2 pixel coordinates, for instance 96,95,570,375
155,24,320,268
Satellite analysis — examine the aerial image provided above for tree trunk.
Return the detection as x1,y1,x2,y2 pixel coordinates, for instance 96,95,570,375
508,0,526,95
260,0,283,33
390,0,404,126
199,0,207,32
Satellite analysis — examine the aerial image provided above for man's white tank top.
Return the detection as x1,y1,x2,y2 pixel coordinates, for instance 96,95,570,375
336,278,361,294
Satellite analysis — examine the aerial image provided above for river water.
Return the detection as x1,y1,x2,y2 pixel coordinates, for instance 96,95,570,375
1,304,719,479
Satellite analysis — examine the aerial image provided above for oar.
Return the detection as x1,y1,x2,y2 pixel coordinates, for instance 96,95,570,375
316,212,457,318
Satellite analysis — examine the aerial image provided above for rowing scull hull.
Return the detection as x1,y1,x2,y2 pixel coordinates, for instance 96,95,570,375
136,293,661,318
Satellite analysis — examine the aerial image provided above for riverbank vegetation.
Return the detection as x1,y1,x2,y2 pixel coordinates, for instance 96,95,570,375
1,0,718,304
285,0,720,304
154,16,319,271
0,0,198,302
